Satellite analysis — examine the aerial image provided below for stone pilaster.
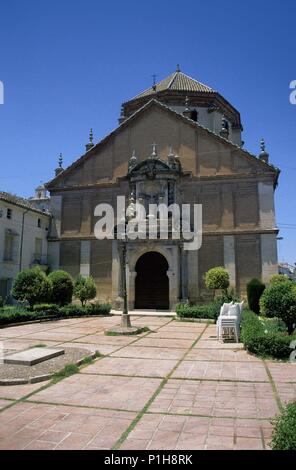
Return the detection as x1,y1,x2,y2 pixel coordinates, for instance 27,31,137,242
111,240,121,301
224,235,236,288
179,248,188,300
258,182,275,229
47,241,60,271
49,195,62,238
221,185,234,229
260,234,278,283
80,240,91,277
187,248,199,302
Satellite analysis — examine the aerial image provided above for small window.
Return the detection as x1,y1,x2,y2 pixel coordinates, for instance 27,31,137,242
190,110,198,122
4,234,13,261
6,208,12,219
34,238,42,262
37,218,41,228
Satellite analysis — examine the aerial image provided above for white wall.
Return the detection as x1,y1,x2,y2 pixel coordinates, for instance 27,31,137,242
0,200,50,298
168,105,242,145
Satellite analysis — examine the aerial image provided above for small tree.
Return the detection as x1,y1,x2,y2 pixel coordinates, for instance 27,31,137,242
247,278,265,314
260,280,296,334
48,270,73,306
12,268,52,309
74,275,96,306
205,267,230,299
269,274,290,285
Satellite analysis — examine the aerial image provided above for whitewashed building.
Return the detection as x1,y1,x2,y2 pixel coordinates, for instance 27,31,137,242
0,192,51,302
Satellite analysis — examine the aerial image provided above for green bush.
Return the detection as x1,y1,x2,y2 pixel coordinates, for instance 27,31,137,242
33,303,60,316
260,281,296,334
0,309,37,326
86,303,111,315
0,296,4,308
271,401,296,450
48,270,73,306
261,317,287,334
247,278,265,314
12,268,52,309
74,275,97,306
205,267,230,298
58,304,86,317
0,302,112,326
176,299,223,321
269,274,290,285
240,310,292,359
59,303,111,317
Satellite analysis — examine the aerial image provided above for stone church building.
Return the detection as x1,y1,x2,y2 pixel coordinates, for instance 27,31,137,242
46,67,279,310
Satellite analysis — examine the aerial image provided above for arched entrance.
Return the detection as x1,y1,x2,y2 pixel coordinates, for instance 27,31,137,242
135,252,169,309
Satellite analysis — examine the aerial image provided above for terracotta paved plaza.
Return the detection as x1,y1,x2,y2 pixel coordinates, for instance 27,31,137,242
0,314,295,450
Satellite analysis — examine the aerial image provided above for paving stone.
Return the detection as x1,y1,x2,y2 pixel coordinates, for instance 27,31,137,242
266,361,296,383
32,374,161,411
0,402,136,450
158,324,205,333
21,331,85,342
149,330,199,340
111,346,186,360
275,382,296,404
58,341,118,355
73,334,138,345
2,339,60,352
120,414,270,450
81,356,178,378
0,381,50,400
148,379,279,419
172,360,269,382
186,348,260,362
194,340,244,350
134,337,193,349
0,398,12,410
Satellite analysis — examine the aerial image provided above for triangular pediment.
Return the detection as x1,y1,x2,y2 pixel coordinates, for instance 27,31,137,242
46,99,278,190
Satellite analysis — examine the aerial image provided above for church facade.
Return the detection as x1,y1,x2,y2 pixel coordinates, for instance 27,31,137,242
46,68,279,309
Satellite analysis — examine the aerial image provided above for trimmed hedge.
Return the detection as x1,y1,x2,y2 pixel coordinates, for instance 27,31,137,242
240,310,292,359
0,303,112,326
59,303,112,317
86,303,112,315
58,305,87,317
176,300,223,321
33,304,60,316
271,401,296,450
0,309,38,326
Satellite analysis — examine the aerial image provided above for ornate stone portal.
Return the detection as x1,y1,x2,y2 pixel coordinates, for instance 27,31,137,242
112,147,188,311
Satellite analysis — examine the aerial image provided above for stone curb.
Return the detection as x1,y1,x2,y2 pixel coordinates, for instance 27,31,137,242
0,351,97,386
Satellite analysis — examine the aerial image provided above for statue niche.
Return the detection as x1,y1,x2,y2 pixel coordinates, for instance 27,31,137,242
127,151,182,218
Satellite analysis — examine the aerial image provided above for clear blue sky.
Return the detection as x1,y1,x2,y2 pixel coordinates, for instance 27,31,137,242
0,0,295,263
